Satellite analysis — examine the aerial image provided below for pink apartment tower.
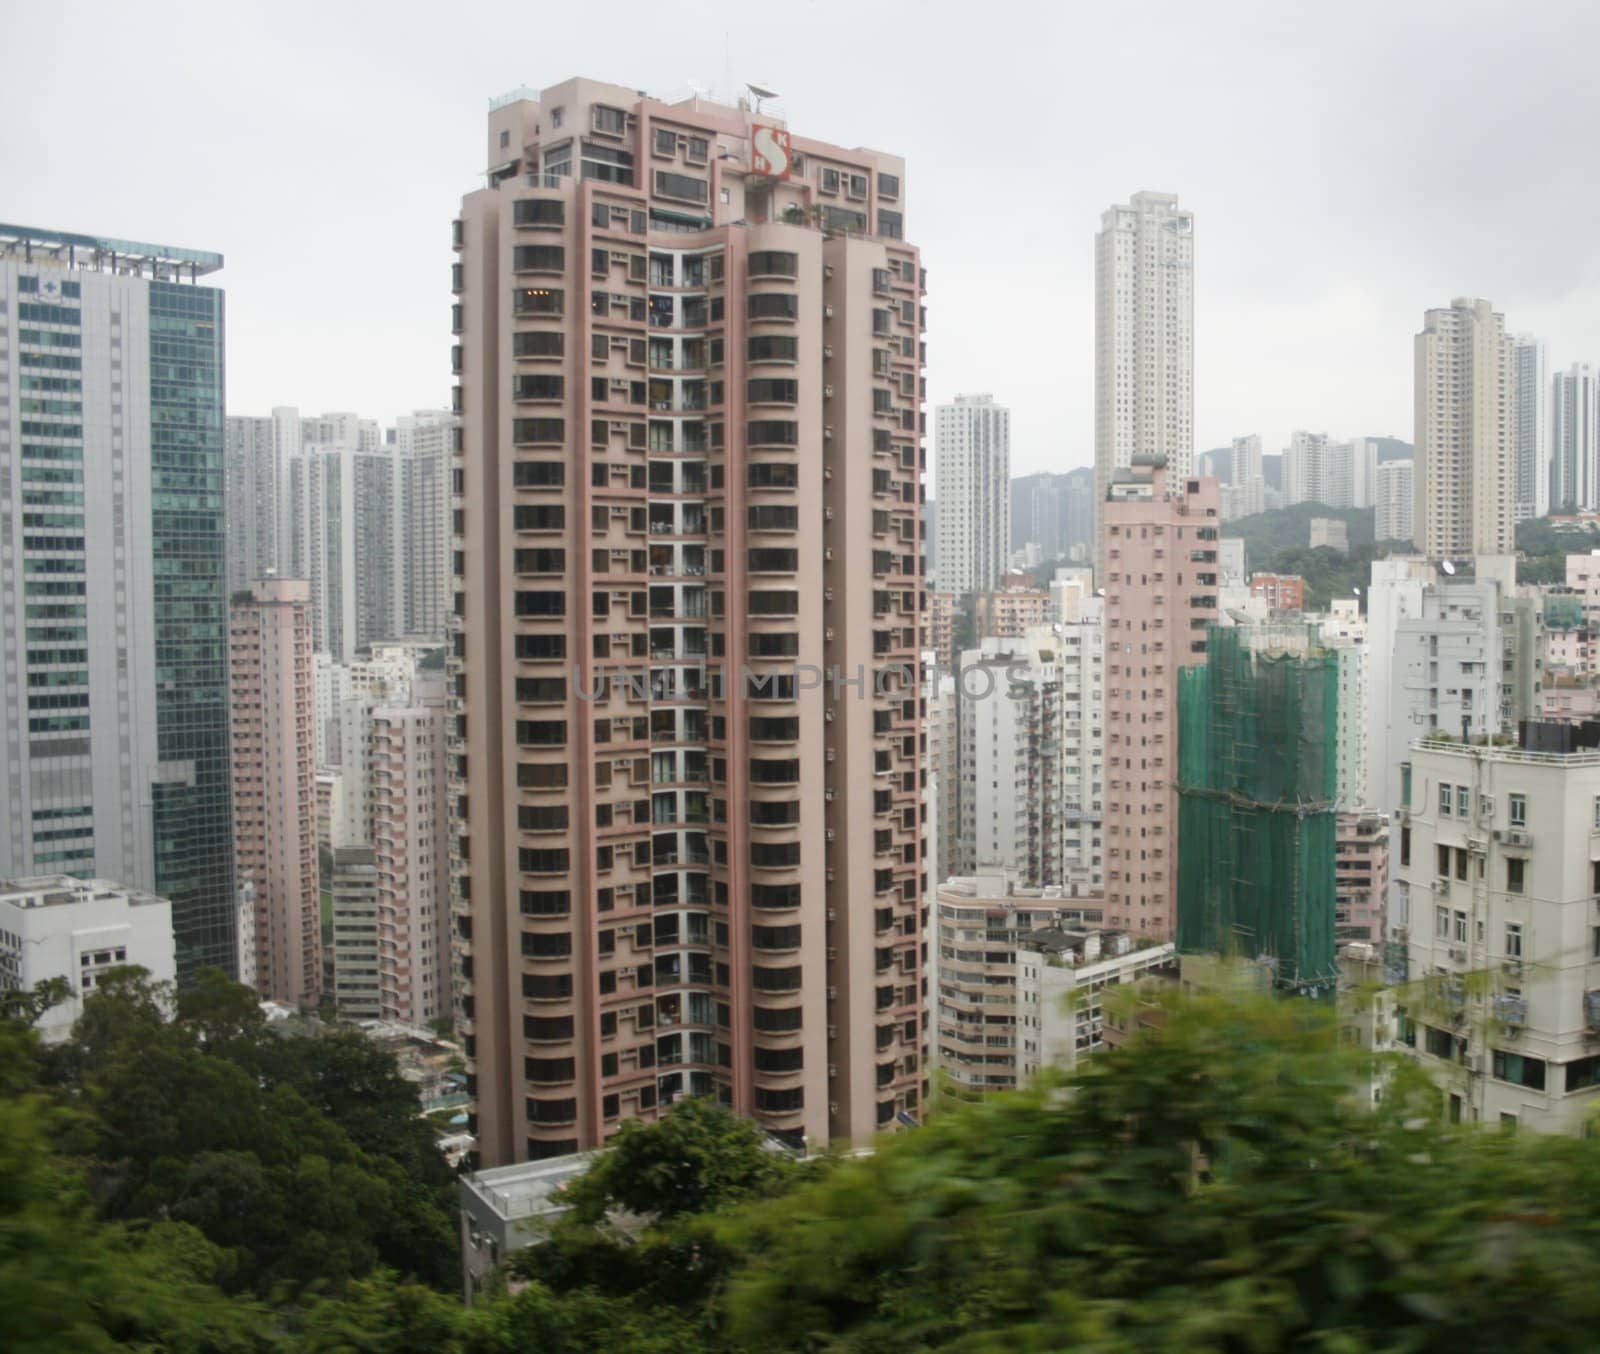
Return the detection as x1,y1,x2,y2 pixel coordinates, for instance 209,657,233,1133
1102,456,1219,939
228,578,320,1005
452,79,928,1163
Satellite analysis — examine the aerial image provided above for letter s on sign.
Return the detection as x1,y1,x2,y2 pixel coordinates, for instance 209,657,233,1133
752,126,791,179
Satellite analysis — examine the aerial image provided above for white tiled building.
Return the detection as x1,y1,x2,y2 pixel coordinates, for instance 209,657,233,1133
1393,726,1600,1133
0,875,175,1041
934,394,1010,596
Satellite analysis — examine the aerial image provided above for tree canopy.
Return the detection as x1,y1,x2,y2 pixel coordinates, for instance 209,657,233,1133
13,973,1600,1348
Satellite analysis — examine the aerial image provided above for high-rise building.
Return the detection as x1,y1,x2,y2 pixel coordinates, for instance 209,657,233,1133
955,636,1061,885
1056,601,1105,898
1231,434,1262,485
1335,811,1387,946
1094,192,1194,569
935,394,1009,595
371,672,452,1026
287,439,405,661
229,578,320,1006
0,225,234,985
1512,335,1549,520
1551,363,1600,513
1374,459,1415,544
395,410,459,638
1414,298,1516,559
1102,456,1219,937
1324,436,1377,510
453,79,927,1163
1283,429,1330,506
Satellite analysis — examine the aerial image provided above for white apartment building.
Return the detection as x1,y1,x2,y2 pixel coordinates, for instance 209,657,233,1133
394,410,458,638
0,875,175,1042
1415,299,1516,560
1318,598,1368,811
1093,191,1194,568
1053,608,1105,897
1375,459,1415,545
956,637,1062,886
934,394,1010,595
1512,336,1549,520
1283,430,1330,506
1325,437,1377,510
1393,727,1600,1132
1552,363,1600,513
1363,558,1438,811
935,872,1172,1094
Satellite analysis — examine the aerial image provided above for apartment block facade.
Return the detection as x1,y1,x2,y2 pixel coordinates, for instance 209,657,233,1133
1375,459,1415,545
0,225,234,985
1415,298,1515,560
934,393,1009,595
229,578,320,1006
453,79,927,1163
1101,457,1219,937
1093,192,1195,570
1394,728,1600,1132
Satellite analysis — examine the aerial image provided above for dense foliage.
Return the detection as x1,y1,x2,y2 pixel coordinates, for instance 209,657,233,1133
1516,514,1582,584
15,975,1600,1348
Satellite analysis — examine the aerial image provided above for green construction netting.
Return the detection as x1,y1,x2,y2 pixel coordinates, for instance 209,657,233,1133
1544,595,1584,631
1176,625,1338,993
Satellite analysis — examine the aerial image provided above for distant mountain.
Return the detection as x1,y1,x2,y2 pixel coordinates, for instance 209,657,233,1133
1372,436,1412,463
1222,502,1376,570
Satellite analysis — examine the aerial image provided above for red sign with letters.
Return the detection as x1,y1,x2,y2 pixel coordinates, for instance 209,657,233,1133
752,126,792,179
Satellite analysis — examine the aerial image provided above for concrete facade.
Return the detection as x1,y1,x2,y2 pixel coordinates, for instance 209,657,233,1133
1102,458,1219,937
453,79,926,1163
935,394,1009,596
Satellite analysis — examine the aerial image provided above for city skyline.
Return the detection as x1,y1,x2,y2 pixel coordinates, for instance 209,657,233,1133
9,2,1600,477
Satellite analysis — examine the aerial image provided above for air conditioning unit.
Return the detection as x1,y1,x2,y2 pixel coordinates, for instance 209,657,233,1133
824,506,835,520
824,787,836,802
826,827,836,841
826,908,837,921
828,1064,838,1078
823,547,833,560
1491,828,1503,841
824,427,834,440
824,305,834,319
824,627,835,641
1503,959,1523,977
827,1024,837,1039
1507,829,1532,847
824,384,834,399
827,987,838,1000
1464,1054,1481,1073
830,1102,840,1116
824,265,834,279
1449,946,1467,962
824,709,835,722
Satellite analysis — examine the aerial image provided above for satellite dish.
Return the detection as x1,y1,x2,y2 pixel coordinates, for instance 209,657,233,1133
746,82,781,101
1351,586,1360,596
1441,559,1457,576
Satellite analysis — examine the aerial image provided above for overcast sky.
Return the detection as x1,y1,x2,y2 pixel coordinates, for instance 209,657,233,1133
8,0,1600,478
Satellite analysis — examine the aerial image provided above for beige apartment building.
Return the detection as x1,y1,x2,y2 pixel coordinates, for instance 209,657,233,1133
229,578,320,1006
453,78,927,1163
372,671,453,1026
1394,725,1600,1132
976,571,1054,640
1414,298,1516,561
1101,456,1219,938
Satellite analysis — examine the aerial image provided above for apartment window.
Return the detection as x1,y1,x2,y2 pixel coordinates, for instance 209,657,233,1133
513,330,564,358
1435,844,1449,878
520,890,571,916
748,591,798,616
1593,794,1600,828
1454,849,1468,882
878,172,900,200
592,104,626,135
749,335,798,362
1492,1049,1546,1090
877,209,903,239
748,505,799,531
754,1005,803,1032
1508,793,1526,827
1456,785,1470,817
513,244,565,272
1434,905,1449,938
748,251,799,278
513,460,564,487
654,170,708,204
512,418,565,444
513,198,564,227
1399,825,1410,867
1439,782,1452,815
1507,858,1525,895
653,127,677,156
1505,922,1523,959
753,965,802,993
513,288,564,316
748,462,798,489
1453,910,1467,943
1567,1054,1600,1092
748,378,798,404
517,849,570,875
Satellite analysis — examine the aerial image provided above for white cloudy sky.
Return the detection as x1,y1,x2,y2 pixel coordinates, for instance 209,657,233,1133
7,0,1600,477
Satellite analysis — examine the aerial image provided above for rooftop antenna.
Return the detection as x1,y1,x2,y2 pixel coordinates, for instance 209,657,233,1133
747,82,780,116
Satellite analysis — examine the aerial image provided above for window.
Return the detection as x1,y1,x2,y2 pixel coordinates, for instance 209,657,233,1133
1439,782,1452,815
1566,1054,1600,1092
513,330,564,358
1505,922,1523,959
1594,795,1600,829
1424,1025,1456,1060
592,104,625,135
1435,844,1450,879
878,172,900,199
747,293,799,321
654,127,677,156
748,462,798,489
1507,858,1525,895
1454,848,1468,882
514,198,564,227
1509,793,1526,827
748,378,798,404
1400,825,1410,867
754,1005,803,1032
748,335,798,362
748,251,799,278
654,170,708,203
878,209,903,240
747,421,798,446
753,966,802,993
1457,785,1470,817
1453,910,1467,943
1492,1049,1546,1090
1434,904,1449,938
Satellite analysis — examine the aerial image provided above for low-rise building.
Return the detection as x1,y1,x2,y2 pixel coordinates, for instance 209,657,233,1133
1336,812,1389,944
0,875,175,1041
1310,517,1349,553
1392,721,1600,1132
933,872,1173,1094
1249,572,1306,611
458,1152,601,1301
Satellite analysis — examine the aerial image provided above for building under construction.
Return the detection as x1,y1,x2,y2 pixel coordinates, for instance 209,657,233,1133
1176,625,1338,993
